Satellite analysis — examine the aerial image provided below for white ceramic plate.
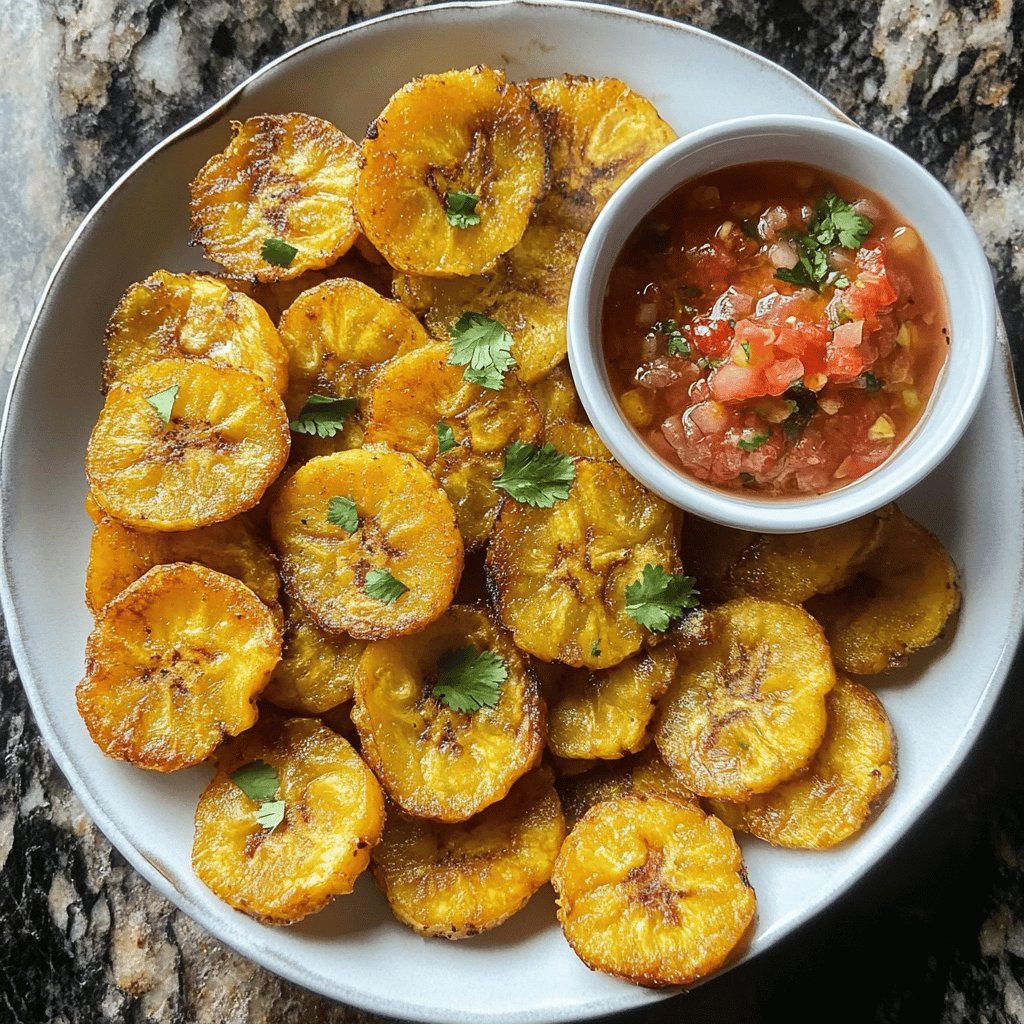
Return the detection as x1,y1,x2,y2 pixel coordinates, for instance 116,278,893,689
2,3,1022,1022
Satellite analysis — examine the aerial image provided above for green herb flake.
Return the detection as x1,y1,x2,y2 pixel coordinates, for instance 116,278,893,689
494,442,576,508
261,237,299,267
432,646,507,713
255,800,286,831
590,640,602,658
436,421,457,455
737,431,771,452
624,564,700,633
740,340,751,360
654,319,690,358
229,760,280,803
327,496,359,532
445,191,482,229
860,371,883,393
289,394,356,437
145,384,179,425
364,568,408,604
449,312,517,391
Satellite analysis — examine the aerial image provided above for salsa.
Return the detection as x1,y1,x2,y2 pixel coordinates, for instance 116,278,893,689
603,162,949,495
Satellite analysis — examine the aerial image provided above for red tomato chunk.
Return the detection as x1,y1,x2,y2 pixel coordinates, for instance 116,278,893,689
603,162,948,495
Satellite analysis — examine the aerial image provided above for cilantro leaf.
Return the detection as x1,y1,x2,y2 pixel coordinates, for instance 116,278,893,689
811,192,873,250
229,760,280,803
775,238,830,291
624,564,700,633
145,384,179,425
436,421,456,454
590,640,602,658
449,312,517,390
289,394,356,437
261,237,298,267
431,645,507,713
255,800,286,831
737,430,771,452
494,442,576,508
327,496,359,532
364,568,408,604
654,319,690,357
446,191,481,229
860,371,883,393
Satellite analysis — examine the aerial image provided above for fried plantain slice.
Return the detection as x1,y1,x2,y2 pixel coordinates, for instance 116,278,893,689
545,422,613,462
352,605,545,821
552,795,755,987
77,563,282,771
547,645,677,760
269,448,463,640
486,459,681,669
190,113,360,282
392,220,584,383
529,76,677,232
709,677,897,849
371,767,565,939
86,360,290,532
655,597,835,800
277,277,432,458
365,342,542,550
807,509,960,675
529,362,580,427
357,66,547,277
192,716,384,923
262,598,365,714
684,510,888,604
85,513,279,615
103,271,289,395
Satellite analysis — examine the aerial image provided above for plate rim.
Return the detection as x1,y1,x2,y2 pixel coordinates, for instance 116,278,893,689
2,2,1023,1021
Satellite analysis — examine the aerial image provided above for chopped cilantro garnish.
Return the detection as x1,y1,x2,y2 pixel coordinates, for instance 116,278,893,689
860,371,883,393
654,319,690,357
229,760,286,833
255,801,286,831
432,646,507,713
445,191,481,229
494,442,575,508
740,340,752,361
145,384,179,425
261,237,298,267
289,394,356,437
364,569,408,604
590,640,601,658
737,430,771,452
327,496,359,532
624,564,700,633
449,312,517,390
436,421,456,454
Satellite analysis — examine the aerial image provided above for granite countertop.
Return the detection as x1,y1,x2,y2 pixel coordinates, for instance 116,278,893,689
1,1,1022,1021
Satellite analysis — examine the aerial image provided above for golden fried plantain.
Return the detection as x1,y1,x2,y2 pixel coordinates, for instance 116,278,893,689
552,795,755,987
365,342,542,549
192,716,384,923
528,362,580,427
655,597,835,800
86,359,290,531
103,271,289,395
392,220,584,383
278,277,432,458
547,645,677,760
684,510,887,604
85,513,279,615
807,509,960,675
357,66,547,277
262,598,365,714
371,767,565,939
269,448,463,640
529,76,677,232
487,459,681,669
77,563,282,771
190,113,360,281
709,677,897,849
545,422,613,462
352,605,545,821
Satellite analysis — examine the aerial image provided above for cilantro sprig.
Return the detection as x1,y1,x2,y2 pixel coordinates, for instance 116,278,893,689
494,442,576,508
261,237,298,267
432,646,507,713
449,312,517,391
146,384,179,425
436,421,457,454
327,496,359,532
446,191,481,229
230,760,286,833
289,394,356,438
364,569,408,604
654,319,690,357
737,430,771,452
624,564,700,633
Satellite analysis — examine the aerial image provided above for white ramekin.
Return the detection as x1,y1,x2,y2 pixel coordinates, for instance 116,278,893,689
567,114,997,533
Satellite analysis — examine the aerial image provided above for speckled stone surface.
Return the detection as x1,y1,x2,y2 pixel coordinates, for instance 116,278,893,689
1,1,1022,1022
